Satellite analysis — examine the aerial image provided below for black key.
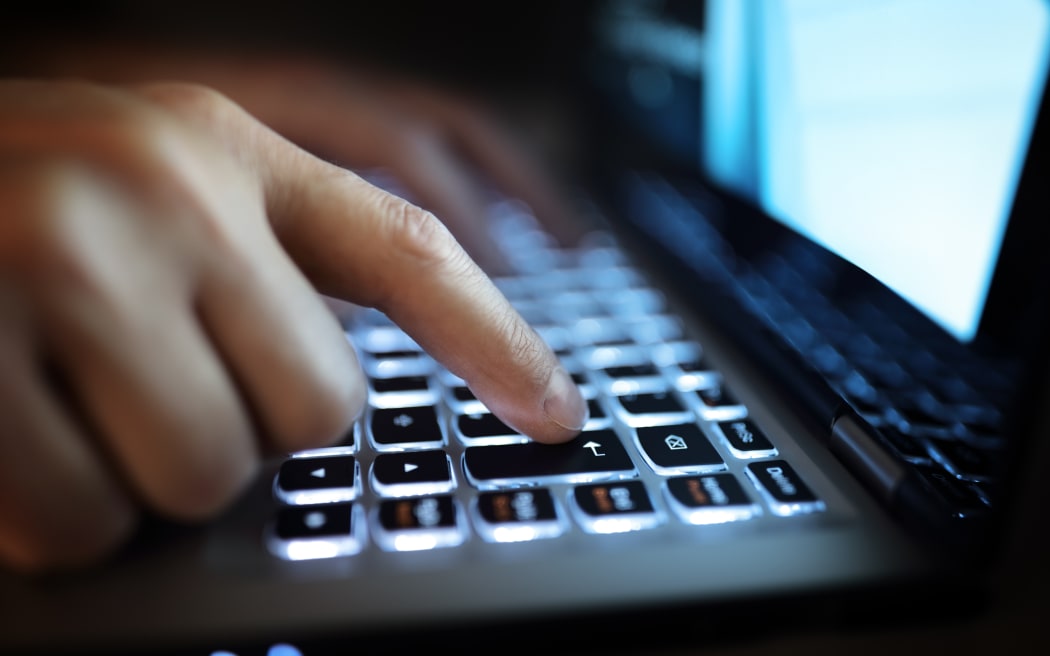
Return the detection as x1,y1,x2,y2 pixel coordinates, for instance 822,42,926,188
679,357,714,374
367,349,423,359
377,495,458,531
718,419,775,453
373,495,465,551
747,460,823,515
474,487,562,537
697,384,740,408
476,489,559,524
667,473,751,507
277,456,356,493
274,503,353,540
372,375,430,393
616,391,684,414
587,399,606,420
603,363,659,378
371,450,453,495
572,481,661,532
371,406,442,445
574,480,654,516
451,385,477,402
890,394,949,428
457,412,520,438
635,424,724,472
666,474,753,511
464,430,635,486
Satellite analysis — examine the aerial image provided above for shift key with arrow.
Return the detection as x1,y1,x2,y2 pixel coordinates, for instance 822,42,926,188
464,430,637,489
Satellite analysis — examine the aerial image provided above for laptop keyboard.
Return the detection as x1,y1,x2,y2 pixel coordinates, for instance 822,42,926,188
264,199,826,560
624,172,1011,521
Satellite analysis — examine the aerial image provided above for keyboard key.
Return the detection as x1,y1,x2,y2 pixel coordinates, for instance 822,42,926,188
571,480,662,533
372,375,430,394
373,495,465,551
369,374,438,408
664,474,759,524
587,398,607,421
275,455,359,505
615,390,685,415
370,406,443,449
450,385,477,402
463,430,636,488
370,451,455,497
603,363,660,378
267,503,364,560
717,419,777,458
634,424,725,474
455,412,525,445
473,489,567,542
692,380,748,421
746,461,825,516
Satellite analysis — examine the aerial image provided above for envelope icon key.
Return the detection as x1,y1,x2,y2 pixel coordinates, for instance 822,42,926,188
665,435,688,450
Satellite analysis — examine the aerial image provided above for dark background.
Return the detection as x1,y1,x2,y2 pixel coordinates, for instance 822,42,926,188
6,1,598,90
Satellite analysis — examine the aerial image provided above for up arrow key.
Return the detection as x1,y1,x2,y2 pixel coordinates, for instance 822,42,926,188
462,431,635,483
583,441,606,457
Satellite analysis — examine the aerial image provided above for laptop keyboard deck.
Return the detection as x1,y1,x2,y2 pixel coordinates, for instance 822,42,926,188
263,199,828,561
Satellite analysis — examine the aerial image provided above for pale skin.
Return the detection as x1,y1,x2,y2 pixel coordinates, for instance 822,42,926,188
0,75,588,572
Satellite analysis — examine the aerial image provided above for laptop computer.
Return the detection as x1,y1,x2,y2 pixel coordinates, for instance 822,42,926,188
2,1,1049,654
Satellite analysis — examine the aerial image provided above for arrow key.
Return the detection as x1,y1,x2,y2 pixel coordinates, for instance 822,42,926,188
370,405,444,450
371,450,455,497
275,455,359,505
463,430,636,489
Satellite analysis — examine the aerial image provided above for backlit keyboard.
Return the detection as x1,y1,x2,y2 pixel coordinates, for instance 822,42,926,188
264,200,826,561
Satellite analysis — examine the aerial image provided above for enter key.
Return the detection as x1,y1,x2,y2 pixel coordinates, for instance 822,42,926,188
463,429,636,489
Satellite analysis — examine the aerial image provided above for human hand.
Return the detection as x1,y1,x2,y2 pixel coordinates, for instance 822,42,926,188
0,79,587,572
7,41,593,271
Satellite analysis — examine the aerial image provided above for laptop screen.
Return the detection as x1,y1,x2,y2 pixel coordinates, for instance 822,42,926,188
702,0,1050,342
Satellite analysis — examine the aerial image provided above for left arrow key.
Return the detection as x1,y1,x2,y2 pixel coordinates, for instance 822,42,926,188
276,455,359,505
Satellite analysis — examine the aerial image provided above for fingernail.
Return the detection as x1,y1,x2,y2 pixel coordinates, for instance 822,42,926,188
543,367,588,432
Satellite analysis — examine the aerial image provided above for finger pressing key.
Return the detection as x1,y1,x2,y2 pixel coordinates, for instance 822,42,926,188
262,153,588,444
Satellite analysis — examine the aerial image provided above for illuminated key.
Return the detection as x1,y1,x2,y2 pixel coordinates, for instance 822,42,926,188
463,430,636,489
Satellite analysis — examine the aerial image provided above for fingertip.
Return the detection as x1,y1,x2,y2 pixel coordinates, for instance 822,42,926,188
536,366,589,444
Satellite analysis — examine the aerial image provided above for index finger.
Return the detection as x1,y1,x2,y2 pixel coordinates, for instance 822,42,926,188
148,81,588,440
149,85,587,444
273,163,588,444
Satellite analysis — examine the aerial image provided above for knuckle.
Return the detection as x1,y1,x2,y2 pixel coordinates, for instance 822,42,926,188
133,81,236,126
371,191,473,291
2,163,103,285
